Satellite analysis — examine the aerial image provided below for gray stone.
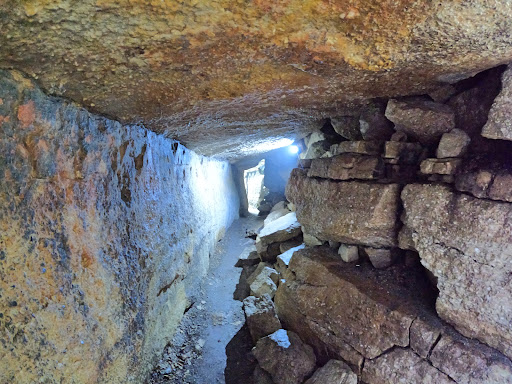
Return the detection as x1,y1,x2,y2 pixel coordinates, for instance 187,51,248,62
256,212,302,257
364,248,396,269
385,98,455,144
243,295,282,343
482,66,512,141
338,244,359,263
253,329,316,384
308,154,384,181
330,116,362,140
304,360,357,384
286,169,400,248
436,129,471,158
248,263,280,298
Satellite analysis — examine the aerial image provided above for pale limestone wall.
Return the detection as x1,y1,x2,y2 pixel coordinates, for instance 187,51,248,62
0,70,239,383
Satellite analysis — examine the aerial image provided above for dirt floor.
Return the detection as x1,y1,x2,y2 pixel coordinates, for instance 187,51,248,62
147,215,263,384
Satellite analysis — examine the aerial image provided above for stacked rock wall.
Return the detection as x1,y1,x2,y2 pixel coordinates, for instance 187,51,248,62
0,71,239,383
275,65,512,383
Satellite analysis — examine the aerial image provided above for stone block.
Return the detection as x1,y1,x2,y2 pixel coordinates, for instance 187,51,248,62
385,98,455,144
402,184,512,359
333,140,382,155
482,65,512,141
364,247,396,269
436,129,471,158
338,244,359,263
330,116,361,140
286,169,400,248
420,158,461,175
253,329,316,384
243,295,281,343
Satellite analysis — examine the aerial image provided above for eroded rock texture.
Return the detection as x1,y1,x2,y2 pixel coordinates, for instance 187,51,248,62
2,1,512,156
275,247,512,382
286,169,400,248
0,70,239,383
402,184,512,360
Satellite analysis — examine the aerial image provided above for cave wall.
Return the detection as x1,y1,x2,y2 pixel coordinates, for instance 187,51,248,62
274,65,512,382
0,70,239,383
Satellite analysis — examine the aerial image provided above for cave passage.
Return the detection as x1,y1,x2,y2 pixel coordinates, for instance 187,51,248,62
3,3,512,383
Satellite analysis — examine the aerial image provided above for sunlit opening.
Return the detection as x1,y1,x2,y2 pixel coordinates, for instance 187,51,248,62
244,159,265,215
288,145,299,154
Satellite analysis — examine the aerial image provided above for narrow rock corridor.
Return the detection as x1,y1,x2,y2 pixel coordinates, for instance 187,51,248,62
3,2,512,384
148,216,263,384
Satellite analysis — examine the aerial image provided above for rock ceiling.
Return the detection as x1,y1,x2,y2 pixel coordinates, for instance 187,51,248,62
1,0,512,157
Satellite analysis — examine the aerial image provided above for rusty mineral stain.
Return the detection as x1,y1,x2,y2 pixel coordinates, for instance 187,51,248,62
1,1,512,156
17,101,36,128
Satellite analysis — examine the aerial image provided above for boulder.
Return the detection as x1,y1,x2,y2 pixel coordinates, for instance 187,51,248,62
330,116,361,141
362,348,453,384
304,360,357,384
243,295,281,343
338,244,360,263
482,66,512,141
436,129,471,158
248,263,280,299
364,247,396,269
274,247,431,364
402,184,512,359
385,98,455,145
302,140,331,160
286,169,400,248
252,329,316,384
256,212,302,258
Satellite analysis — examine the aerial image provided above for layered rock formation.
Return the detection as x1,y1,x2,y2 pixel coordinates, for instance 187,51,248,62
0,70,239,383
232,64,512,383
2,1,512,156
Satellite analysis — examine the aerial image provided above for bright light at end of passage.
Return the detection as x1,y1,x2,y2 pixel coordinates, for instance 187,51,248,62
288,145,299,154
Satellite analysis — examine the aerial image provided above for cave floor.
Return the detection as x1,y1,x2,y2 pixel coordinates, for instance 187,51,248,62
148,214,263,384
